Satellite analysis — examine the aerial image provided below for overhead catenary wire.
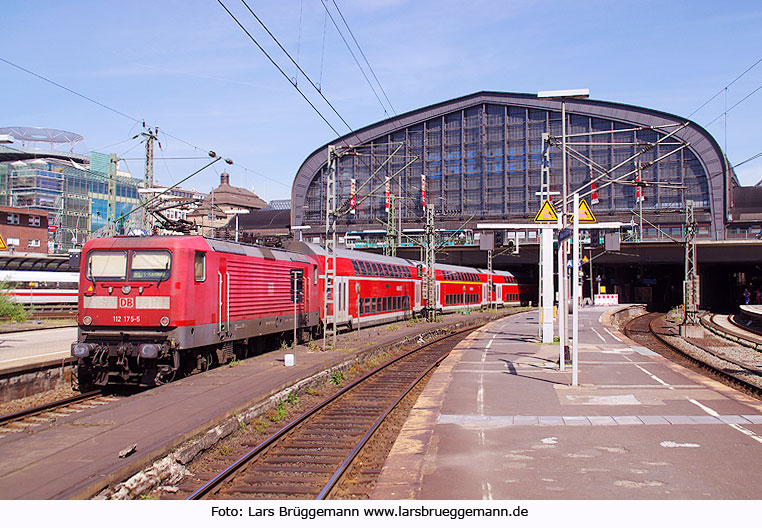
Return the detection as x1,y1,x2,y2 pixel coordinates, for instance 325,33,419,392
224,1,408,194
0,55,278,188
733,150,762,168
330,0,396,115
704,82,762,127
295,0,304,87
318,0,391,117
0,57,142,125
318,9,328,90
216,0,345,137
236,0,353,133
688,56,762,119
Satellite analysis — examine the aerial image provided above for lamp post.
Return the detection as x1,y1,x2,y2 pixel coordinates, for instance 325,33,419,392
291,225,311,242
538,89,589,369
224,209,249,242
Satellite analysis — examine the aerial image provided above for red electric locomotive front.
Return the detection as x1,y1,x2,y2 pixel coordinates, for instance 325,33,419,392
72,236,319,388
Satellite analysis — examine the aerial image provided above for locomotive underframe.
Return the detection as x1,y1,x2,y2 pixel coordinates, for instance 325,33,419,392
74,310,321,388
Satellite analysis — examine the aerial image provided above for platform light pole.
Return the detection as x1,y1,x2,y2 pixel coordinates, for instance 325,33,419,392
538,89,590,366
225,209,249,242
291,225,311,242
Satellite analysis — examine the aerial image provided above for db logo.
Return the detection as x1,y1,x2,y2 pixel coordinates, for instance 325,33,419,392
119,297,135,309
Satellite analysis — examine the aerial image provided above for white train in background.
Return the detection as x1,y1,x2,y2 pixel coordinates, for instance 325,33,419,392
0,270,79,305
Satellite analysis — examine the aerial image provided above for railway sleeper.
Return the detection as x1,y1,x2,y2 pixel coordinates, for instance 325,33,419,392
262,455,345,465
276,447,350,456
243,464,334,474
281,441,357,450
243,474,329,485
225,487,317,497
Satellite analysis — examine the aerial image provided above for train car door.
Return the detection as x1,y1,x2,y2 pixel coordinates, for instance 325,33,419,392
415,281,421,310
496,284,503,305
482,282,488,305
335,276,349,324
218,258,229,335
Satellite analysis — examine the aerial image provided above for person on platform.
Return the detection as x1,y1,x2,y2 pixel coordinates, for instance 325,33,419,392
743,288,751,305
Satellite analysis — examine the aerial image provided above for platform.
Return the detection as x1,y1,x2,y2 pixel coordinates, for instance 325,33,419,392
373,306,762,499
0,309,502,499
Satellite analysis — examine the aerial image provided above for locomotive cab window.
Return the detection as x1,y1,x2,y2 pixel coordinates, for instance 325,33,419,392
130,251,171,281
194,252,206,282
87,251,127,281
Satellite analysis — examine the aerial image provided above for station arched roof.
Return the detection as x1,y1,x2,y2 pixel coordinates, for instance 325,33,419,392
291,91,733,235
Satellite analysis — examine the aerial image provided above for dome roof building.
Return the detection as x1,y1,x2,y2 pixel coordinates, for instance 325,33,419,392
189,172,267,235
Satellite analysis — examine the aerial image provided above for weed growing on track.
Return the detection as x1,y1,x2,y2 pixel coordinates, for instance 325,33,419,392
252,418,268,434
268,402,288,422
329,371,345,386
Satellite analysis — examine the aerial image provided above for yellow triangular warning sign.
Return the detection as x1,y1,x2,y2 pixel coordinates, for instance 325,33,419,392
0,234,6,251
534,200,558,223
578,199,596,223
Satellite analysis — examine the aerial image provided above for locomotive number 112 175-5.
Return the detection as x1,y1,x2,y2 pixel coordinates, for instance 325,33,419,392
112,314,141,323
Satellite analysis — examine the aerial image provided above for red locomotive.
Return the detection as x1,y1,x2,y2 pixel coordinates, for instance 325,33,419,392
72,236,531,388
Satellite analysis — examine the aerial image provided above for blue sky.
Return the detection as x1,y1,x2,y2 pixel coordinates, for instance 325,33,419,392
2,0,761,201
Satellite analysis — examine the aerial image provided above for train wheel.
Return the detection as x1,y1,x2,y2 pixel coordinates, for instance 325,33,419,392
196,350,213,372
155,365,177,385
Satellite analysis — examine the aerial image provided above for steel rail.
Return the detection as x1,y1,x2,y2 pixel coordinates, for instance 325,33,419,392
0,390,101,427
316,343,449,499
726,314,762,344
186,326,475,500
625,313,762,395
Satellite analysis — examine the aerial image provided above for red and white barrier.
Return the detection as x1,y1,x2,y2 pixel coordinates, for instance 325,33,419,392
594,294,619,306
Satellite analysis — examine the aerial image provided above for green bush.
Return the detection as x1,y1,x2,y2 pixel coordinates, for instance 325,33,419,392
0,285,28,322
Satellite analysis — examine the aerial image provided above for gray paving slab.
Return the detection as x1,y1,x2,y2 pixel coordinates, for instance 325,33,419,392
638,415,670,425
719,415,752,424
374,308,762,500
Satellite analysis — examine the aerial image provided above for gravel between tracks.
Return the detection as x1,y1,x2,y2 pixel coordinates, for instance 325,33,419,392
0,385,78,416
652,316,762,389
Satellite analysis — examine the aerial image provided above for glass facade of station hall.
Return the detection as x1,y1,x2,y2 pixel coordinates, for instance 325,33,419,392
295,93,729,240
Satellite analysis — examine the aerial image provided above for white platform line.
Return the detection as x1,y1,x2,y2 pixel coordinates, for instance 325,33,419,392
688,398,762,445
0,351,68,364
604,328,622,342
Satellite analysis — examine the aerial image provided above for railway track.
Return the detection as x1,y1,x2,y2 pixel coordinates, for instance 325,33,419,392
0,390,120,437
624,312,762,398
186,327,473,500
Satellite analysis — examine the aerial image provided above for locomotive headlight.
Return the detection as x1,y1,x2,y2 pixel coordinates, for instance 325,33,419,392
138,343,160,359
71,343,93,358
82,315,93,326
122,285,132,294
160,316,170,327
